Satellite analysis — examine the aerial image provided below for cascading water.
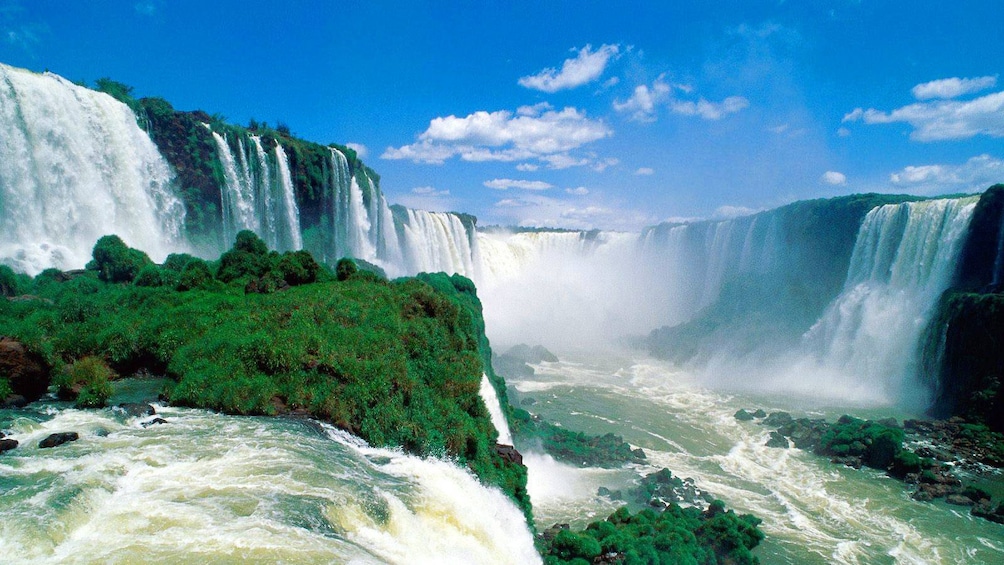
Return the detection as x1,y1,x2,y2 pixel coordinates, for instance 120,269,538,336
479,375,513,445
798,197,977,405
0,63,185,273
210,128,303,252
399,209,479,277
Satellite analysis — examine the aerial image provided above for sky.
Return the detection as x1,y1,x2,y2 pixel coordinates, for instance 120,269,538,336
1,0,1003,231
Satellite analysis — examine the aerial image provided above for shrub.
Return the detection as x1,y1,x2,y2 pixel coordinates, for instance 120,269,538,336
134,265,164,287
276,250,320,286
336,257,358,281
217,230,269,282
176,259,213,291
54,356,115,408
0,377,12,398
90,235,152,283
1,264,23,296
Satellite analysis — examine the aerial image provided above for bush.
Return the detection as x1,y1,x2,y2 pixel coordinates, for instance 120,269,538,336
276,250,320,286
1,264,23,296
90,235,152,283
176,259,213,291
0,377,12,398
54,356,115,408
217,230,270,283
336,257,358,281
134,265,165,287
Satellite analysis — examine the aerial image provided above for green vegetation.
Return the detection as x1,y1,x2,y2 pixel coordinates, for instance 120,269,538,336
540,502,763,565
0,234,529,518
53,356,114,408
815,415,904,469
511,407,646,468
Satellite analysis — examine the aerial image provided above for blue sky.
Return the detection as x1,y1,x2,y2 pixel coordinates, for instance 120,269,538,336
2,0,1003,230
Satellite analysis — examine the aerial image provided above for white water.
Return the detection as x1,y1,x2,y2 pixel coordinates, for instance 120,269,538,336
0,402,539,564
273,145,302,250
400,209,478,277
479,375,512,445
0,63,185,274
795,198,977,406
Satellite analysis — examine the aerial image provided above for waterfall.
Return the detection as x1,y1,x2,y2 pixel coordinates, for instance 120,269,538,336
273,145,302,250
479,374,513,445
211,131,258,245
0,63,185,274
800,197,977,404
249,136,278,248
399,209,478,276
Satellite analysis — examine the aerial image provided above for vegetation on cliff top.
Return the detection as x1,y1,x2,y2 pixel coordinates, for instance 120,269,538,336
0,231,529,517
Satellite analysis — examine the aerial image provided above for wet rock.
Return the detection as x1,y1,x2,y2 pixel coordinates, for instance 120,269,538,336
763,411,792,427
39,432,79,448
752,409,767,419
597,486,623,500
539,523,569,542
972,501,1004,524
1,394,27,408
734,409,755,421
946,494,975,506
117,403,156,417
877,417,899,429
0,336,52,402
505,344,558,364
494,443,523,465
0,438,17,453
520,397,537,406
141,418,169,428
766,431,790,449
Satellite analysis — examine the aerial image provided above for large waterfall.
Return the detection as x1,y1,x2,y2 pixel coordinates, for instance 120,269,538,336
0,63,185,274
796,197,977,404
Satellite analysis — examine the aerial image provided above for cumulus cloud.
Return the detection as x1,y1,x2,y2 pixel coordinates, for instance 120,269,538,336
837,127,851,137
843,89,1004,141
383,105,612,169
484,178,554,191
565,187,590,195
411,186,449,196
670,96,749,120
490,194,658,231
516,163,539,172
634,167,654,176
591,157,619,172
821,171,847,185
911,75,997,100
889,154,1004,194
518,44,620,93
345,143,368,159
614,75,748,122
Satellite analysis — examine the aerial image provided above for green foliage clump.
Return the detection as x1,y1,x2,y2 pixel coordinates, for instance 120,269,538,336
134,265,165,287
176,258,213,291
816,415,905,470
276,250,321,286
541,502,763,565
511,408,645,468
89,235,152,283
54,356,114,408
0,377,12,399
1,264,29,296
217,230,270,283
336,257,358,281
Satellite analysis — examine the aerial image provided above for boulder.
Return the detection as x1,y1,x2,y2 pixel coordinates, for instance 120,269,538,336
39,432,79,449
734,409,755,421
0,336,51,402
0,438,17,453
946,494,975,506
495,443,523,465
752,409,767,419
766,431,790,449
763,411,793,427
117,403,156,417
141,417,169,428
1,394,27,408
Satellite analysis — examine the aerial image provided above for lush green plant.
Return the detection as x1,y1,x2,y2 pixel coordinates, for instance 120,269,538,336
54,356,115,408
511,408,645,468
134,264,165,287
815,415,905,470
0,377,12,399
1,264,27,296
336,257,358,281
88,235,153,283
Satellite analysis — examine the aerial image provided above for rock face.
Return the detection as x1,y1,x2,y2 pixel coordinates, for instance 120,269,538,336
495,444,523,465
0,438,18,453
0,336,51,402
118,403,156,417
39,432,79,449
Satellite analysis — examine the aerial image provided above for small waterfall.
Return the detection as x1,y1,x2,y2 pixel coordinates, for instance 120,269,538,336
0,63,185,273
273,145,302,250
400,209,478,276
801,197,977,404
209,127,303,252
479,374,513,445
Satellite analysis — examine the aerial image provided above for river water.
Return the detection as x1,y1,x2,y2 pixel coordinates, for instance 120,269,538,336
512,349,1004,565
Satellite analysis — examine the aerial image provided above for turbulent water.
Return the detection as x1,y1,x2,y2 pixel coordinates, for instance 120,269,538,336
0,382,538,565
509,351,1004,565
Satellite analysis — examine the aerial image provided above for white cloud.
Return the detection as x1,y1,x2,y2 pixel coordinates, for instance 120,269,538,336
518,44,620,93
837,127,851,137
821,171,847,185
541,153,589,169
634,167,654,176
670,96,750,120
843,90,1004,141
911,76,997,100
484,178,554,191
345,142,368,159
614,76,748,122
889,154,1004,194
516,163,539,172
565,187,590,195
591,157,619,172
613,78,671,122
411,186,449,196
383,106,612,167
768,124,789,134
489,194,658,231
